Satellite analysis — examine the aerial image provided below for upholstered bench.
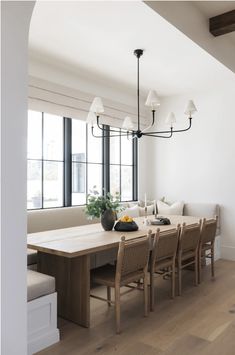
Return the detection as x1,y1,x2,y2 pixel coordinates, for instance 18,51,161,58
27,270,59,354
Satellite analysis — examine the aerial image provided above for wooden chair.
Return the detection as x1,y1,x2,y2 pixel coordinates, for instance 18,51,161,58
177,222,201,296
198,217,217,283
150,226,180,311
91,232,151,333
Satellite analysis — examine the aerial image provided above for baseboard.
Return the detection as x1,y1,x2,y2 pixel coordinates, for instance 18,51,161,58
28,329,59,355
221,245,235,261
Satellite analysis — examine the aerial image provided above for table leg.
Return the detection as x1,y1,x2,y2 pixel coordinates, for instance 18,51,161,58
37,252,90,327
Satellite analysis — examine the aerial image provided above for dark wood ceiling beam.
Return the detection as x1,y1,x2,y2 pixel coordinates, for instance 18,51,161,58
210,9,235,37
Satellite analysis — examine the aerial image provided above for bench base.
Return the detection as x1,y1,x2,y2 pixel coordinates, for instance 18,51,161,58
28,292,59,355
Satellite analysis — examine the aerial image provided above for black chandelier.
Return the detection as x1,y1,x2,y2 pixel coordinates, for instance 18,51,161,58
88,49,197,139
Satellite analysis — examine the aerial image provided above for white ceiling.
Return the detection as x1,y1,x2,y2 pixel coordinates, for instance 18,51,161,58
29,1,234,97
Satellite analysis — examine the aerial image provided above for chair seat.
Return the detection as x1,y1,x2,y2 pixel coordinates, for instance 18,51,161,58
27,270,55,302
92,264,145,287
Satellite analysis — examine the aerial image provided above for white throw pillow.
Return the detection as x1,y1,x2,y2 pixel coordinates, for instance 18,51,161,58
139,205,154,217
157,200,184,216
117,205,140,219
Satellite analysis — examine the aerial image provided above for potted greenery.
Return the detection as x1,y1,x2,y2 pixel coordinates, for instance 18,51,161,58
85,188,122,231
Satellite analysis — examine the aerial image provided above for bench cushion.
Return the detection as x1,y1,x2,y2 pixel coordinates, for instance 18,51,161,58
27,270,55,302
27,248,37,265
27,206,100,233
183,203,220,234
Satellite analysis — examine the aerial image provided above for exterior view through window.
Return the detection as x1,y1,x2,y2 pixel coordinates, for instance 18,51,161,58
27,110,137,209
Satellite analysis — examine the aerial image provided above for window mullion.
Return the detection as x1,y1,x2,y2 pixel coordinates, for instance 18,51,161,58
102,125,110,196
64,117,72,206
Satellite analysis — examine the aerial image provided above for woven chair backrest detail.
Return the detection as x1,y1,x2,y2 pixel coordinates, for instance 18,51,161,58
152,227,179,268
116,235,150,281
201,218,217,244
179,223,201,252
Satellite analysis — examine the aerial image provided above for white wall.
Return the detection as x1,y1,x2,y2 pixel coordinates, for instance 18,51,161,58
1,2,35,354
145,79,235,260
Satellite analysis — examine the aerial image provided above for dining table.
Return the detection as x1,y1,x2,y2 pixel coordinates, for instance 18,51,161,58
27,214,201,328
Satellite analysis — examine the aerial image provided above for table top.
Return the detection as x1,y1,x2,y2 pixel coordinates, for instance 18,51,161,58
27,215,201,258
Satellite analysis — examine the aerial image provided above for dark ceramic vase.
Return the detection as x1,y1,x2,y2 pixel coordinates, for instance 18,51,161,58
101,209,116,231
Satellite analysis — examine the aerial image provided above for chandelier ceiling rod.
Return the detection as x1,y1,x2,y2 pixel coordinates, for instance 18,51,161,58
87,49,197,139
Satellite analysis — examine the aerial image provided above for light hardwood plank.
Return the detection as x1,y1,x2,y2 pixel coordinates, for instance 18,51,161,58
36,260,235,355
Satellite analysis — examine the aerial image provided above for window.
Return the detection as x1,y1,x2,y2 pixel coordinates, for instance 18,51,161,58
27,111,64,209
110,128,136,201
27,111,137,209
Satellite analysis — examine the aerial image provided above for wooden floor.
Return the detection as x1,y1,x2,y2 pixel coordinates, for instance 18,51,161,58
37,259,235,355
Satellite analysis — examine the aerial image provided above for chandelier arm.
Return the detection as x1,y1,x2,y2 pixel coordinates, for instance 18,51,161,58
142,118,192,135
96,116,122,133
91,126,131,138
171,117,192,133
141,110,155,133
142,129,173,139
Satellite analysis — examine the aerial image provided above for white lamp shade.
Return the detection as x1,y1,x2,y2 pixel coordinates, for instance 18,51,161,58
166,112,176,126
145,90,160,108
89,97,104,114
184,100,197,116
122,116,134,130
86,111,96,125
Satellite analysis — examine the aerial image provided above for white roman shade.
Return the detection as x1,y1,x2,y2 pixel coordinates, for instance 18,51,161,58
28,76,148,129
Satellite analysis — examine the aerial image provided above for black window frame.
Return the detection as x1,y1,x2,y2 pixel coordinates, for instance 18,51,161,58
27,112,138,210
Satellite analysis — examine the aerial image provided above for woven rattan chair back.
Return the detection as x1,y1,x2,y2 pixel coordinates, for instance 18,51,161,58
200,218,217,244
116,235,150,283
151,227,180,268
179,223,201,253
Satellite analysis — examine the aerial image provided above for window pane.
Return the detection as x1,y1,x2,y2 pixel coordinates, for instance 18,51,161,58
72,162,86,205
87,124,102,163
72,119,86,162
110,165,120,196
121,166,133,201
27,110,42,159
87,164,102,195
43,113,63,161
121,135,133,165
27,160,42,209
43,161,63,208
110,131,120,164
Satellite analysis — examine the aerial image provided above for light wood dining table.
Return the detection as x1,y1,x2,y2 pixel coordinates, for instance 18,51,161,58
27,214,200,328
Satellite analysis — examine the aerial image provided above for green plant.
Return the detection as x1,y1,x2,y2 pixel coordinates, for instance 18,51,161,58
85,188,122,219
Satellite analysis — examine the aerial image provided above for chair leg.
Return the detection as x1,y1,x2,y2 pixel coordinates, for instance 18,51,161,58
171,264,175,299
178,257,182,296
107,286,111,306
198,248,202,284
194,254,198,287
211,245,215,279
143,275,148,317
115,286,121,334
150,271,154,312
